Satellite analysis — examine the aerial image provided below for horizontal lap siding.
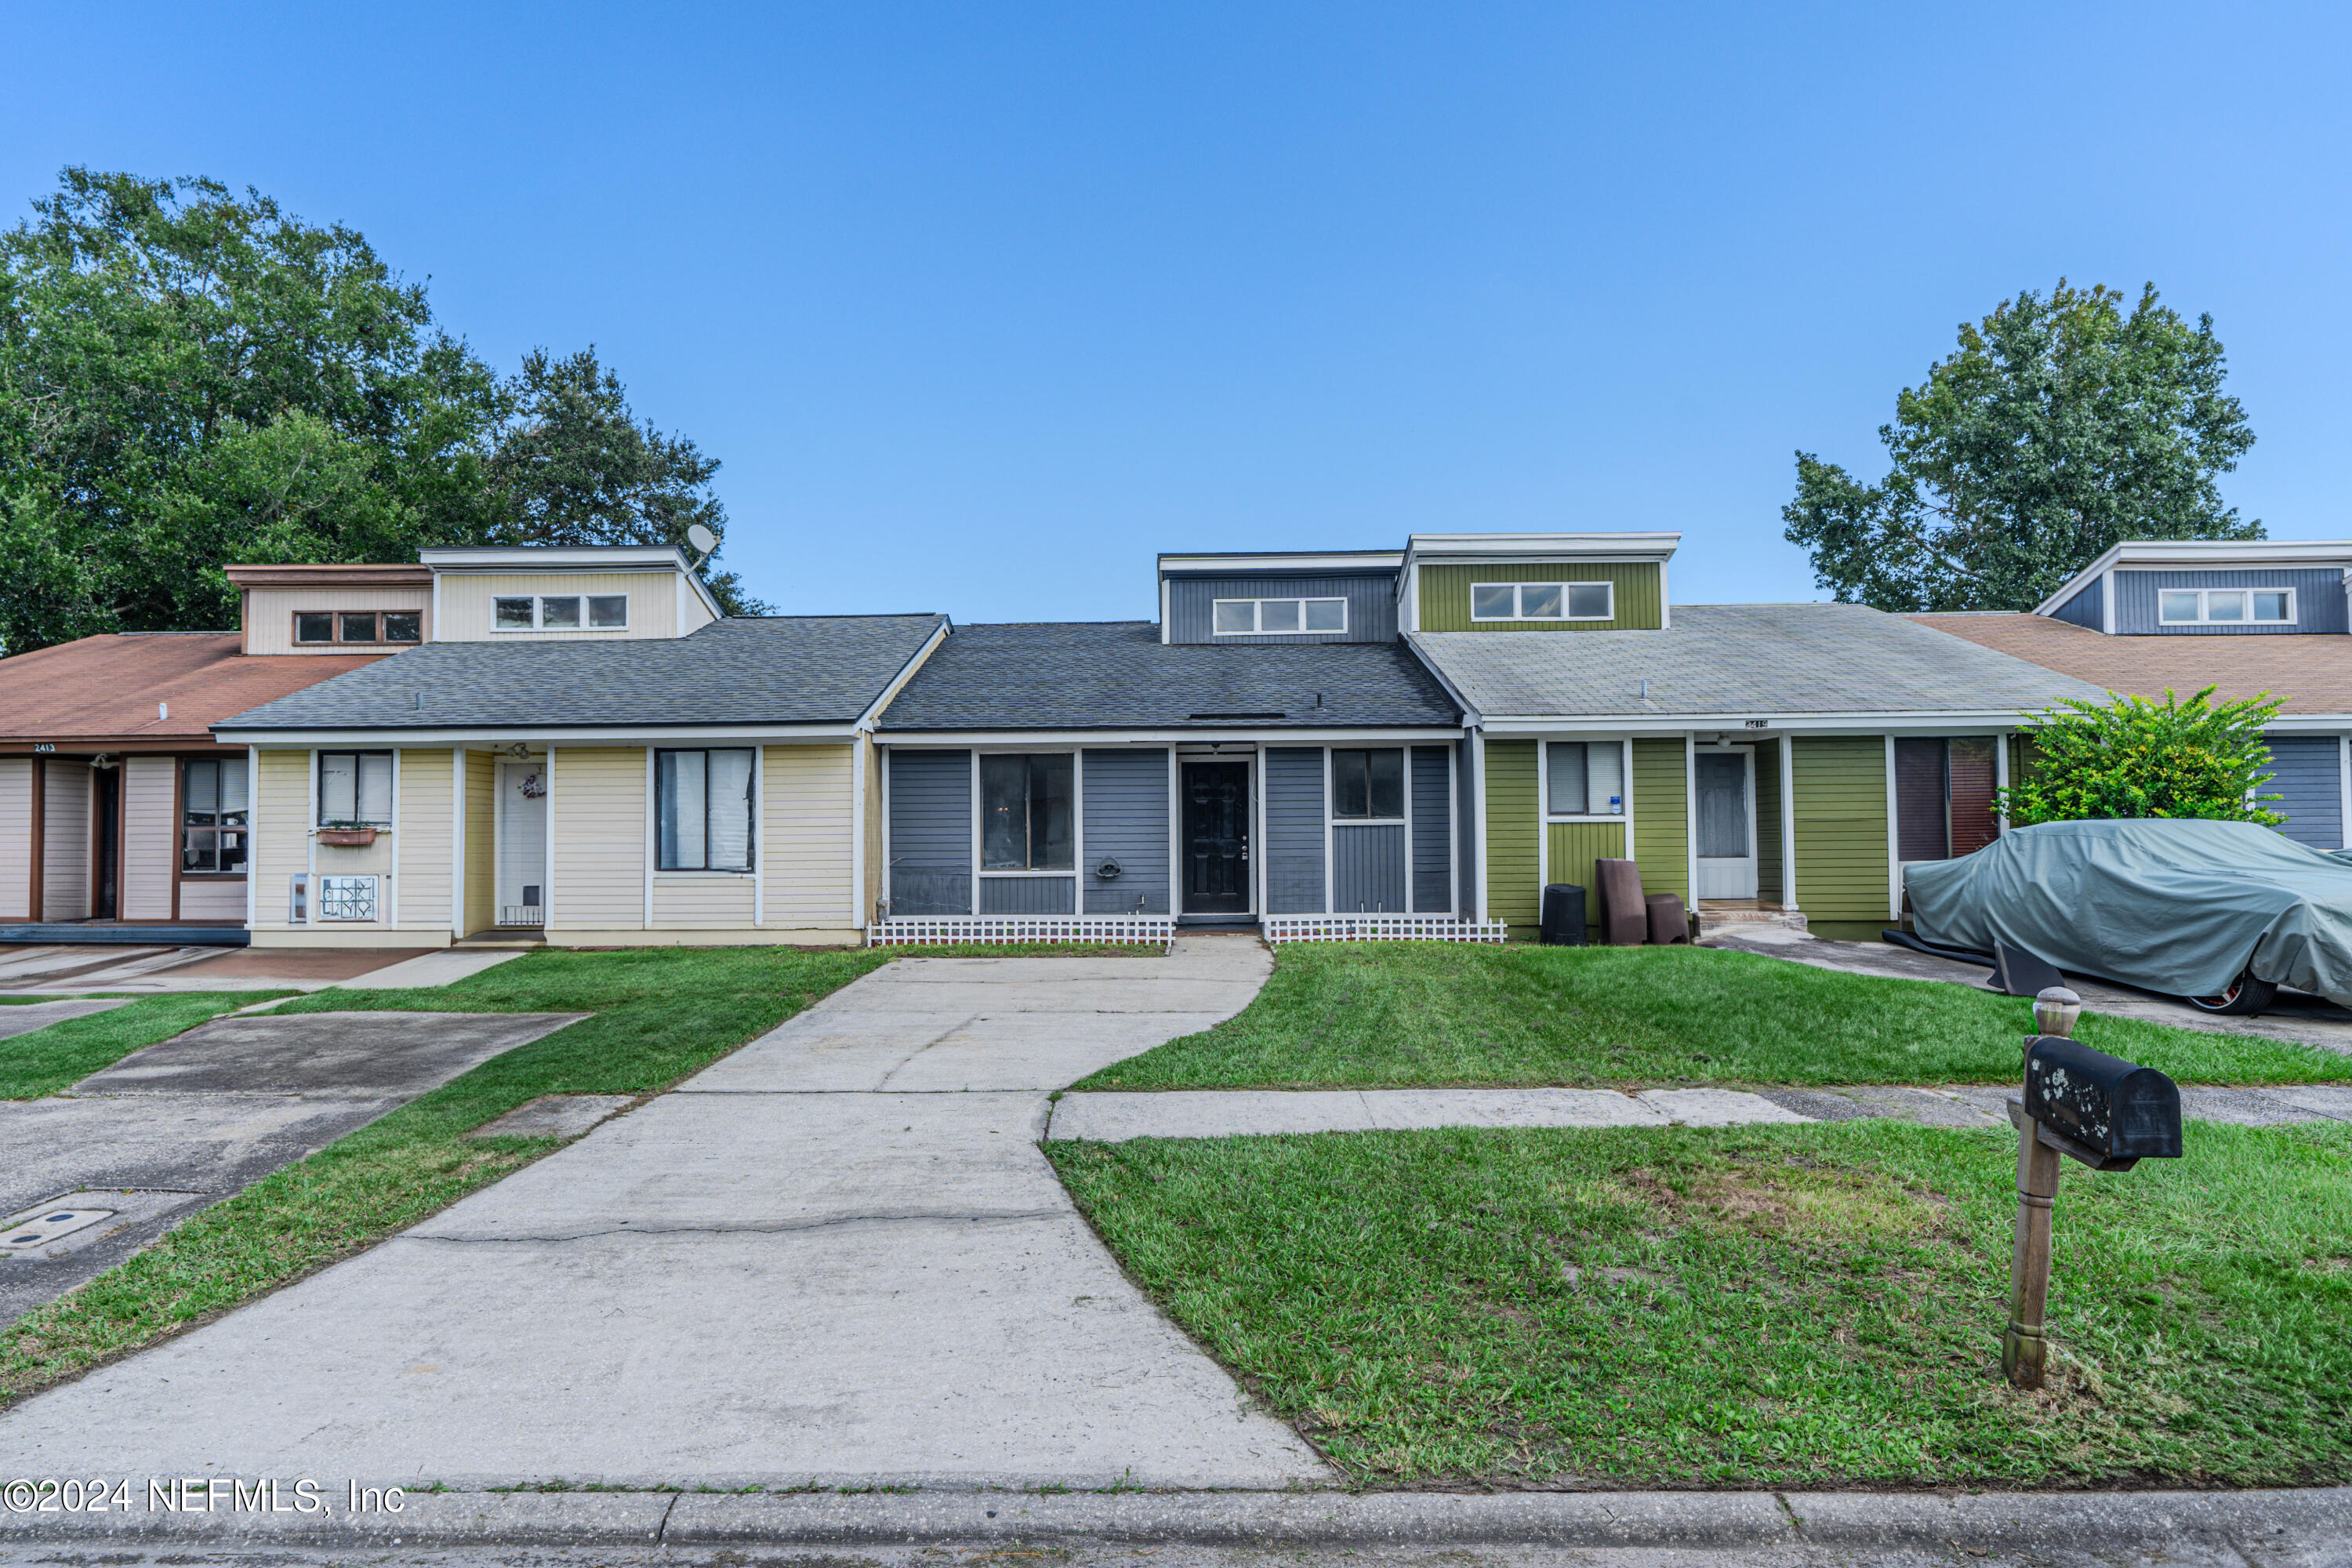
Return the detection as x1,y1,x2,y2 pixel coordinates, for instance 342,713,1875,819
1793,736,1889,926
396,750,454,930
888,750,972,916
1166,574,1398,644
1264,748,1326,915
0,760,30,919
553,747,646,931
1332,822,1407,912
1484,740,1539,929
1545,823,1628,921
765,743,855,927
252,751,309,929
1411,746,1452,913
1417,563,1664,632
980,877,1077,914
652,876,755,927
2266,736,2344,849
1630,737,1687,901
463,750,495,936
1753,739,1784,902
180,880,246,920
1083,750,1171,914
121,756,177,920
42,761,90,920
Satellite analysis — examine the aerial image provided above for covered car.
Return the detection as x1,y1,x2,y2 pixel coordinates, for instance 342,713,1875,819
1903,818,2352,1015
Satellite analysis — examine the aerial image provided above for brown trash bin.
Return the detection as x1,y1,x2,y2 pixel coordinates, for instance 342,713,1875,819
1593,858,1648,946
1646,893,1690,946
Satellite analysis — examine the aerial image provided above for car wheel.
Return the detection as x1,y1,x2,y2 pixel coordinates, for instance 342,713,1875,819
2185,968,2279,1017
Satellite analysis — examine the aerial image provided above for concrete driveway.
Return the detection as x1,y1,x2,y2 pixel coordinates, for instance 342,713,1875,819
0,936,1334,1491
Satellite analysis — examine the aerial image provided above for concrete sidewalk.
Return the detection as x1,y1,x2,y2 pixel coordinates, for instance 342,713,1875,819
0,935,1331,1491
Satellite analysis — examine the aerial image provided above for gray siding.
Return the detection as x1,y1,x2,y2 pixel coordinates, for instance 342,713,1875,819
1082,749,1171,914
887,750,971,915
2050,577,2103,629
1165,572,1399,645
1412,745,1453,912
2114,569,2347,634
1264,747,1328,913
1333,823,1408,912
2267,735,2344,850
1456,739,1477,916
979,876,1077,914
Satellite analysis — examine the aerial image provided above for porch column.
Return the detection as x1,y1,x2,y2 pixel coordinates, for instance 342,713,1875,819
1777,732,1798,913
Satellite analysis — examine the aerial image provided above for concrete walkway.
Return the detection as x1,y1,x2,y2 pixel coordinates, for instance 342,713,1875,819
0,935,1333,1491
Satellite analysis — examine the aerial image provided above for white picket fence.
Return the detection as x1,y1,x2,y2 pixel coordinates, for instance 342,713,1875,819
871,916,1177,949
1264,914,1509,945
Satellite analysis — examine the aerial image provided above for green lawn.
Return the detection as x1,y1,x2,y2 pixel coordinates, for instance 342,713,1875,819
0,945,884,1407
1,993,294,1099
1073,942,2352,1090
1048,1119,2352,1488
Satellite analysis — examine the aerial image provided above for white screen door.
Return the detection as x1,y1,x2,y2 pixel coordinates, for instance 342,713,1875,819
496,760,548,925
1693,749,1759,899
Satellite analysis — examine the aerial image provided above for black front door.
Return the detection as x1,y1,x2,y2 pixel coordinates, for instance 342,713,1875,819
1181,761,1251,915
93,765,120,920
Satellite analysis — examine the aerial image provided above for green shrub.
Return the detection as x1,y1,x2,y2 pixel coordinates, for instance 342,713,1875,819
2000,684,2285,827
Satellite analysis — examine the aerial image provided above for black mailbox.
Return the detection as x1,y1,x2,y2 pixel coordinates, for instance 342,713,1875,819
2024,1036,2182,1164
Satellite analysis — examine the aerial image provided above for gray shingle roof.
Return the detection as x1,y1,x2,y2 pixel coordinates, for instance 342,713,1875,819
216,615,946,731
877,621,1461,731
1414,603,2110,719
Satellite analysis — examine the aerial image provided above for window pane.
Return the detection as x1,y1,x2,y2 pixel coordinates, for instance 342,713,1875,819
540,596,582,628
1333,750,1370,818
495,597,535,630
1213,601,1255,634
1520,583,1564,618
295,612,334,644
1029,754,1073,870
2205,591,2245,622
358,753,394,822
184,760,217,824
1546,742,1587,815
219,830,247,873
2252,590,2289,622
1566,583,1611,618
221,762,249,822
2158,591,2201,622
1895,737,1950,862
706,750,754,871
1588,742,1624,815
588,595,628,628
382,612,421,643
1367,749,1404,818
183,829,216,874
1259,599,1302,633
339,612,377,643
1304,598,1346,631
981,756,1028,869
319,753,357,823
1472,585,1515,619
659,750,706,869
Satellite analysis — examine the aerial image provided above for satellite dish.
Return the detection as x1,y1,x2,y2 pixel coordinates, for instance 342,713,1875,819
685,524,718,561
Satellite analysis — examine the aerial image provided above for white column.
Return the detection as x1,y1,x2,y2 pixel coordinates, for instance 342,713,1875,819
1778,735,1798,913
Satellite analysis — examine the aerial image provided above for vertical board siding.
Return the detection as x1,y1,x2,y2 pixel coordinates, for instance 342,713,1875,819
120,756,177,920
1332,822,1408,911
1417,562,1664,632
395,750,455,929
888,750,972,916
1165,573,1399,644
241,586,432,654
2266,735,2344,849
765,743,855,927
1263,747,1327,914
862,735,886,925
2113,568,2347,634
1083,749,1172,914
651,876,757,927
0,759,31,920
1483,739,1540,929
1545,822,1630,916
1753,738,1784,902
252,750,310,929
1456,739,1477,915
1792,736,1891,925
463,750,495,935
1411,746,1453,913
432,572,683,641
2049,579,2103,630
1630,737,1688,900
41,760,91,920
980,877,1078,914
552,747,646,930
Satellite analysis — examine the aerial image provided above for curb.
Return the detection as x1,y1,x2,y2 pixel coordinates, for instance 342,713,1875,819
3,1486,2347,1551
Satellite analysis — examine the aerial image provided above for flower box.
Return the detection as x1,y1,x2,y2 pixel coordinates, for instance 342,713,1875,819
317,826,379,848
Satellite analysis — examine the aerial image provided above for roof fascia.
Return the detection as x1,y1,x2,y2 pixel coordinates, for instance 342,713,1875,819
220,722,863,746
1399,532,1680,577
1479,710,2078,735
1157,552,1403,576
855,618,952,730
876,726,1467,746
2033,539,2352,615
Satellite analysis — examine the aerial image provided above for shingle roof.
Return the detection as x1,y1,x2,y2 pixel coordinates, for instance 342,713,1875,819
216,615,946,732
1911,612,2352,715
1414,603,2108,719
877,621,1461,731
0,634,387,745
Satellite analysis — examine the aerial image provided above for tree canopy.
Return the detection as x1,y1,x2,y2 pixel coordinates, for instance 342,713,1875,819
1784,281,2259,612
0,168,764,652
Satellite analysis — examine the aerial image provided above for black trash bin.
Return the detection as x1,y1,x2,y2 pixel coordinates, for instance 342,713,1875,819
1540,884,1588,946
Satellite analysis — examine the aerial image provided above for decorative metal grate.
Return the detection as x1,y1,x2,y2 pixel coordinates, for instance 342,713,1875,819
872,916,1175,949
315,875,380,922
1265,914,1508,945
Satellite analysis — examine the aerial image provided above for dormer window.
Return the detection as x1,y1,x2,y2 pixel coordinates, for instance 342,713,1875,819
293,611,423,645
1472,582,1613,621
495,594,630,631
1213,597,1346,635
2160,588,2293,625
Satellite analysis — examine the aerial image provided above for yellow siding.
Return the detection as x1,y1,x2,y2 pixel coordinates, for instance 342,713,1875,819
1545,821,1630,913
652,875,757,928
463,750,496,935
1792,735,1892,930
1628,737,1687,901
120,755,178,920
396,750,455,930
434,572,686,641
241,586,430,654
0,759,30,920
549,746,648,932
763,743,855,927
42,760,90,920
1418,562,1665,632
1483,740,1540,928
252,750,311,929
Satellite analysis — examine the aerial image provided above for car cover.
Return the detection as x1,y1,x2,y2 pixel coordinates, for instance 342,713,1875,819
1903,818,2352,1006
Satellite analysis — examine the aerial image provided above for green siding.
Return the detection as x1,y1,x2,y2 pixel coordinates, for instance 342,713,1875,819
1418,562,1664,632
1547,822,1629,913
1791,735,1889,926
1753,737,1783,902
1629,737,1687,900
1484,740,1540,929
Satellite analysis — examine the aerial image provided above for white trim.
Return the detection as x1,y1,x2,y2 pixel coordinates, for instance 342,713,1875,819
431,572,444,642
451,745,467,938
1469,581,1614,622
1682,732,1698,902
1535,742,1549,891
2100,569,2116,635
387,749,401,927
1160,550,1403,575
675,572,688,634
1660,559,1671,630
303,750,318,923
1444,741,1460,916
1471,728,1489,922
1884,735,1900,921
874,914,1174,947
1778,733,1798,913
854,619,950,728
1265,913,1507,944
851,737,869,930
1538,737,1632,822
1403,746,1416,914
1167,745,1181,917
2154,584,2297,626
872,727,1467,748
488,592,634,634
1693,740,1762,900
419,543,724,619
1994,730,2011,833
2341,735,2351,851
1475,713,2041,735
543,746,557,931
751,744,765,927
1159,577,1171,644
247,748,260,928
1322,748,1335,914
1210,596,1350,637
644,748,656,929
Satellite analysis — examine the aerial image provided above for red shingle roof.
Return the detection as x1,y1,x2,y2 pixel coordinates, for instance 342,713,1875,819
0,633,387,747
1910,613,2352,716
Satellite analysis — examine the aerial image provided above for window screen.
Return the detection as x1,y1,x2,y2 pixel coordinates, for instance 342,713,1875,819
318,752,393,825
980,754,1074,870
657,749,755,871
1546,742,1624,815
1331,749,1405,819
182,758,249,873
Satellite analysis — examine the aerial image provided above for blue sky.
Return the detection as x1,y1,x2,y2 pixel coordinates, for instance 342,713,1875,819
5,3,2346,621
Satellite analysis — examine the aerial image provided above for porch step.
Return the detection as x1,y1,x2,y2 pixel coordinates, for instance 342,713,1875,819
0,923,249,947
1693,902,1809,940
